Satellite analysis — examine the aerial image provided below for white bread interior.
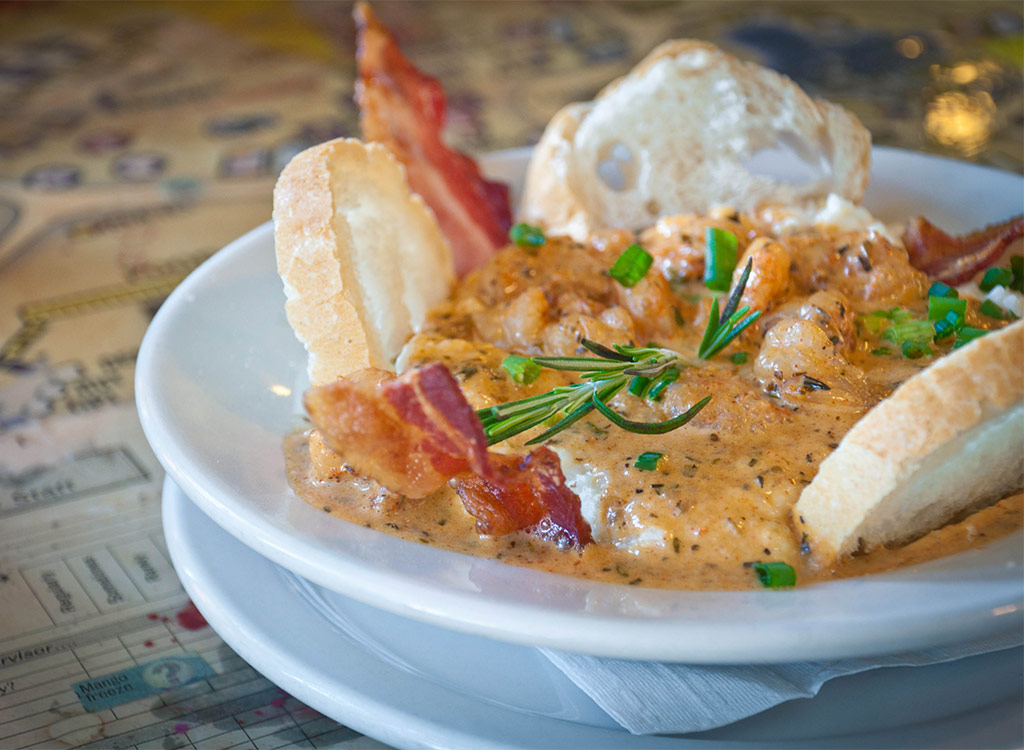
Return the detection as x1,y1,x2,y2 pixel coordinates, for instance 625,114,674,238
522,40,871,240
274,138,453,386
795,320,1024,563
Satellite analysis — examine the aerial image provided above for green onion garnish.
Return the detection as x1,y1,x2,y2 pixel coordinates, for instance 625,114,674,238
901,340,930,359
752,561,796,588
979,299,1018,321
509,223,545,248
628,375,650,396
979,267,1014,292
928,295,967,321
634,452,664,471
882,320,934,346
730,351,749,365
933,310,964,339
609,244,653,287
703,227,738,292
953,326,990,348
889,308,914,322
858,312,889,336
1010,255,1023,292
645,367,680,401
501,355,541,385
927,282,958,299
858,308,913,336
871,347,891,356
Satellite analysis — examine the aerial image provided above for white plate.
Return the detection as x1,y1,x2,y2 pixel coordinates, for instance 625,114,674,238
137,148,1024,663
162,477,1024,750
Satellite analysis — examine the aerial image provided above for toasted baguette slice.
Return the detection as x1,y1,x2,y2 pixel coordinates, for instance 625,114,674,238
795,320,1024,563
274,138,454,386
522,40,870,239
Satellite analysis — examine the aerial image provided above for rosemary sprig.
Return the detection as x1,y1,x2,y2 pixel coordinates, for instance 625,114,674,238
476,342,691,446
476,259,760,446
698,258,761,359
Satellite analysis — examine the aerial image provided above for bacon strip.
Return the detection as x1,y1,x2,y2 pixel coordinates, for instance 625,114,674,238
305,364,592,548
453,449,593,549
305,366,483,498
354,2,512,277
902,215,1023,285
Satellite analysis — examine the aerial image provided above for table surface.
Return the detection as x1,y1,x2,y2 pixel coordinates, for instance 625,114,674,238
0,2,1021,749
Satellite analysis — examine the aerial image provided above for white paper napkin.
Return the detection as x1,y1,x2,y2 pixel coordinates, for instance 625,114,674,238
541,630,1023,735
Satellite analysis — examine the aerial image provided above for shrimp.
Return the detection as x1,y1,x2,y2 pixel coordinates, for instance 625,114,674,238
615,271,683,342
734,238,790,313
754,319,879,408
762,290,857,352
783,231,928,306
638,212,752,282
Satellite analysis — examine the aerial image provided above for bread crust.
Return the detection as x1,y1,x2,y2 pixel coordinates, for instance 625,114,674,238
795,320,1024,562
522,39,871,239
521,102,592,239
274,138,453,386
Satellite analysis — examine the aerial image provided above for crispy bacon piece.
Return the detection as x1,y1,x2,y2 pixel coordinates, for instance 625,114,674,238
305,364,592,548
902,215,1024,285
453,449,593,550
354,2,512,277
305,365,489,499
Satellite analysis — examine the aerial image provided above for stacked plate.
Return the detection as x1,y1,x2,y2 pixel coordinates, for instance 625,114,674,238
137,150,1024,750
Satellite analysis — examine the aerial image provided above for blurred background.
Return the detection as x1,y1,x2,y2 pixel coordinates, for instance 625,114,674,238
3,0,1021,388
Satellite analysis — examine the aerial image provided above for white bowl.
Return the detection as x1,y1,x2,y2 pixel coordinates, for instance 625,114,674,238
136,148,1024,663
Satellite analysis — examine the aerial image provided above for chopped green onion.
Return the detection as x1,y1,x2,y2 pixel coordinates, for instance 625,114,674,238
927,282,958,299
609,244,653,287
901,340,930,359
953,326,989,348
730,351,749,365
1010,255,1023,292
933,310,964,339
501,355,542,385
752,561,796,588
858,313,889,336
703,228,738,291
882,320,933,346
928,295,967,321
979,299,1017,320
859,308,914,336
979,267,1013,292
628,375,650,396
871,347,891,356
509,223,545,247
634,452,664,471
871,307,912,322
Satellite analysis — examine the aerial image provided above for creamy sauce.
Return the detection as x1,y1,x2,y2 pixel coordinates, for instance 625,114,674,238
285,432,1022,589
286,216,1022,590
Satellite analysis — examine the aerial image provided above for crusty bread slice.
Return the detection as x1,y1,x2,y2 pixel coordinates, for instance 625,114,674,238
274,138,454,386
522,40,871,239
795,320,1024,563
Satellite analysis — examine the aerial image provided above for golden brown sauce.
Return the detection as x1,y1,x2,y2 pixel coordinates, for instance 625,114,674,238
286,432,1022,589
286,215,1022,590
